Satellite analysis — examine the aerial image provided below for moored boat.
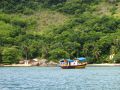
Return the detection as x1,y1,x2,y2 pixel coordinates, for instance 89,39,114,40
59,57,87,69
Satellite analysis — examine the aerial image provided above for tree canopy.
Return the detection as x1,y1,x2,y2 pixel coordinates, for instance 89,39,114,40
0,0,120,64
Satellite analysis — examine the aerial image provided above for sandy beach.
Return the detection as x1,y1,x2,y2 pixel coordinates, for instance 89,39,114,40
0,64,32,67
1,63,120,67
87,64,120,67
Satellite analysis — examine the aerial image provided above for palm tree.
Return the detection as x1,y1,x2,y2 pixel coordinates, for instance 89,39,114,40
83,45,89,57
0,48,2,64
92,47,101,63
110,45,117,55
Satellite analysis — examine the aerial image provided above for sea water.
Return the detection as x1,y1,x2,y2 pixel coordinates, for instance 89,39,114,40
0,67,120,90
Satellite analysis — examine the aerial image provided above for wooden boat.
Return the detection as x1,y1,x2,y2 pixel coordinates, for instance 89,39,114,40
61,63,87,69
59,57,87,69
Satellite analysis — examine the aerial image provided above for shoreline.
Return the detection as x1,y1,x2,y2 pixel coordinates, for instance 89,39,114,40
0,64,58,67
0,63,120,67
0,64,32,67
87,64,120,67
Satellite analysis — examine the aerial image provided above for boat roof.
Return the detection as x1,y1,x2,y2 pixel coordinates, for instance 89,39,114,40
60,57,86,62
67,59,74,62
76,57,86,61
60,59,74,62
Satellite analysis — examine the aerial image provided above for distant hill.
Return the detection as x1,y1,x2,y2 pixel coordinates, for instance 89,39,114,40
0,0,120,64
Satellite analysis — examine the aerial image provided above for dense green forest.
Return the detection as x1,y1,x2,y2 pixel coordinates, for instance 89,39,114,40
0,0,120,64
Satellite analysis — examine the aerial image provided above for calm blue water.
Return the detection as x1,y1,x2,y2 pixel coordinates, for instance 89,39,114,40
0,67,120,90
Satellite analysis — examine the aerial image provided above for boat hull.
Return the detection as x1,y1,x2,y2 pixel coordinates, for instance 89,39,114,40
61,64,86,69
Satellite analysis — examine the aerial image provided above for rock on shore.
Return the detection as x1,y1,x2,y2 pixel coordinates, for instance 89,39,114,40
0,59,58,67
18,58,58,67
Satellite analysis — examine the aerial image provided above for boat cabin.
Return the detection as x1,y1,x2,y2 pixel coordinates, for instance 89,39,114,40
59,57,87,66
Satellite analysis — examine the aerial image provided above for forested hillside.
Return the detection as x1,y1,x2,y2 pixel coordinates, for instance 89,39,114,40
0,0,120,64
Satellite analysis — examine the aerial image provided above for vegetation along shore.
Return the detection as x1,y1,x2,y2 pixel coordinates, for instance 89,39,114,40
0,0,120,65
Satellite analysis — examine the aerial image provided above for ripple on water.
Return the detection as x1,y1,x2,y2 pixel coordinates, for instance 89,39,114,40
0,67,120,90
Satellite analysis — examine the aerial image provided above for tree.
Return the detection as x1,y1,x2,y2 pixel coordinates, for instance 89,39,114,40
92,47,101,63
110,45,118,55
113,52,120,63
2,47,21,64
0,47,2,63
83,43,89,57
49,48,69,60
